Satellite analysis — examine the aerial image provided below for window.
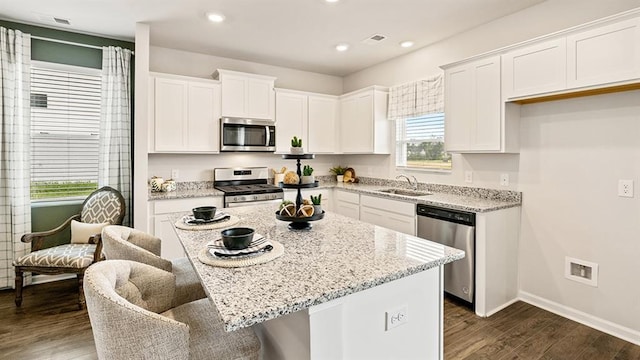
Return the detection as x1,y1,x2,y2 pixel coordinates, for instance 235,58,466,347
30,62,102,200
395,113,451,170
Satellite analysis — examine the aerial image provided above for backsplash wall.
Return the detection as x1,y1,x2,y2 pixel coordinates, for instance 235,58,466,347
148,153,342,182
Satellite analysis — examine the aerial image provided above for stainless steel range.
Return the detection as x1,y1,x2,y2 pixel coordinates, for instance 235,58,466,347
214,167,284,207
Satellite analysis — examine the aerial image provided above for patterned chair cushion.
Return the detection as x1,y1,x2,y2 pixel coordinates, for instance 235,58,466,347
14,244,97,269
82,190,124,224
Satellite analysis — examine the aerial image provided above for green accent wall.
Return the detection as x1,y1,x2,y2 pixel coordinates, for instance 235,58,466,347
31,202,83,248
0,20,134,69
0,20,135,248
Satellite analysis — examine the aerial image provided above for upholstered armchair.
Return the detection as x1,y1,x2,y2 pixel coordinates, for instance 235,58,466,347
101,225,206,307
84,260,261,360
13,186,125,309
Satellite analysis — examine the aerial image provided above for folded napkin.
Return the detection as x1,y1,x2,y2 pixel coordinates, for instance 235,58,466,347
207,234,273,257
182,212,230,225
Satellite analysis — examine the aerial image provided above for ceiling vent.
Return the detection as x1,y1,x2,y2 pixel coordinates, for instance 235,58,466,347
53,17,71,25
34,13,71,25
362,34,387,45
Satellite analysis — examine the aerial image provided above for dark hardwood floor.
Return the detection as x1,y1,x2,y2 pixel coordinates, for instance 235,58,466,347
1,279,638,359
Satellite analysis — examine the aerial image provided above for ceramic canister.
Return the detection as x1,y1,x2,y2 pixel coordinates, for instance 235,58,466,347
161,180,176,192
150,177,164,192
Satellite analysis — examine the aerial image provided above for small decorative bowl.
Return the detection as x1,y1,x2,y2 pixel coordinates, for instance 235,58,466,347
221,227,255,250
192,206,217,220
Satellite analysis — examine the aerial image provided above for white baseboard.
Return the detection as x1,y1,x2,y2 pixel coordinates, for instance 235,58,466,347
31,273,76,285
482,297,520,317
519,291,640,346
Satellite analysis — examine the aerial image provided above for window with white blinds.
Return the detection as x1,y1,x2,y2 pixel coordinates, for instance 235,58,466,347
395,113,451,170
30,62,102,200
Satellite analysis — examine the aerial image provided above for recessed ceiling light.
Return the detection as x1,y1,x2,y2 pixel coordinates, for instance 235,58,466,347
207,12,225,23
326,0,340,3
400,41,414,48
335,43,349,52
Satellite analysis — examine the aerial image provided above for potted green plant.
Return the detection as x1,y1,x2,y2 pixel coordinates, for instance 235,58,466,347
329,166,347,182
301,165,315,184
310,194,322,214
290,136,303,154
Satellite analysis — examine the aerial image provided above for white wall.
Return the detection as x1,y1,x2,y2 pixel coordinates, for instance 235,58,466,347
341,0,640,191
150,46,343,95
518,91,640,337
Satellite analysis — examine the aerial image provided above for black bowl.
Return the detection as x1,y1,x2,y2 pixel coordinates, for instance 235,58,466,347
193,206,217,220
221,227,255,250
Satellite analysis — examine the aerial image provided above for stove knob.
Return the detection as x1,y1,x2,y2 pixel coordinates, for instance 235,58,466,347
253,195,258,200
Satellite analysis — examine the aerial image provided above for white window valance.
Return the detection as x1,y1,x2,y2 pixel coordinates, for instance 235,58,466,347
387,73,444,120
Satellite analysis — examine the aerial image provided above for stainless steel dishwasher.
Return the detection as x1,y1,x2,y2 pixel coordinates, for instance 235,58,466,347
417,204,475,306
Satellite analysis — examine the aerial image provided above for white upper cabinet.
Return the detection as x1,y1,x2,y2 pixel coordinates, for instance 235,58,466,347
445,56,512,153
502,38,567,99
215,69,276,120
502,13,640,101
275,90,307,153
567,17,640,88
151,74,220,153
275,89,339,154
307,95,338,154
339,86,390,154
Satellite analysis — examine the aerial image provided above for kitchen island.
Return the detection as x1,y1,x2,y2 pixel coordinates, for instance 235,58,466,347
172,204,464,360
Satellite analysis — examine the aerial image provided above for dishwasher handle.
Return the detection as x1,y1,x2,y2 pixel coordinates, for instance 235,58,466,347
416,204,475,226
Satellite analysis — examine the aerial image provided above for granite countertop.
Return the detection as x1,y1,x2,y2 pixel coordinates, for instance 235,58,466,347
332,183,520,213
148,187,223,200
151,178,521,213
171,204,465,332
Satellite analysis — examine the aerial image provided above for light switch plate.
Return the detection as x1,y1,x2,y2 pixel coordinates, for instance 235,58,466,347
500,173,509,186
464,171,473,183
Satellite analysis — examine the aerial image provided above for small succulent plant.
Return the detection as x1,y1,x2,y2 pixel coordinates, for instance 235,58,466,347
303,165,314,176
310,194,322,205
291,136,302,147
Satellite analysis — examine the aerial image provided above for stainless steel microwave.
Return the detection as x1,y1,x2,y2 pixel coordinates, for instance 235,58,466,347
220,117,276,152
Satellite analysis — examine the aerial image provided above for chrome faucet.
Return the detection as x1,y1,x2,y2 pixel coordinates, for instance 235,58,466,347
396,174,418,190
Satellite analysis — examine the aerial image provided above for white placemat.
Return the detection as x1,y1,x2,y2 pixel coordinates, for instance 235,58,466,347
198,240,284,268
175,214,240,230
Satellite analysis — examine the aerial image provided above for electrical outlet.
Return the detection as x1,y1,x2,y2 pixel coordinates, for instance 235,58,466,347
618,179,633,198
464,171,473,183
500,173,510,186
171,169,179,180
385,305,408,331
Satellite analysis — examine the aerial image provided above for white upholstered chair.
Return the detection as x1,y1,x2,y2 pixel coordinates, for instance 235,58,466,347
101,225,205,307
84,260,261,360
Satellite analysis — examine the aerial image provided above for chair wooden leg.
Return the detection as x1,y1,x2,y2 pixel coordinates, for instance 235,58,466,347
15,268,23,307
77,273,85,310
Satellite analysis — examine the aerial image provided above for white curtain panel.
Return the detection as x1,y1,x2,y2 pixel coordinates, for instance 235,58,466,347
0,27,32,289
387,73,444,120
100,46,132,226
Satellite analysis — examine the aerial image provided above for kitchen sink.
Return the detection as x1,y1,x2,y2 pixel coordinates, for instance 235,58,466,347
376,188,432,197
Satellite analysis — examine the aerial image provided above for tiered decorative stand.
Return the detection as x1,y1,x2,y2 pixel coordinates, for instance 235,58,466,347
275,153,325,230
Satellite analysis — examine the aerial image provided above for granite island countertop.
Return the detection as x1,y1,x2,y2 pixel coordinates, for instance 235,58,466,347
171,204,465,332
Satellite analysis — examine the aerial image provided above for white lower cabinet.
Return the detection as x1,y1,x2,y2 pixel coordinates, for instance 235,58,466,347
334,190,360,220
359,195,416,235
150,196,223,260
